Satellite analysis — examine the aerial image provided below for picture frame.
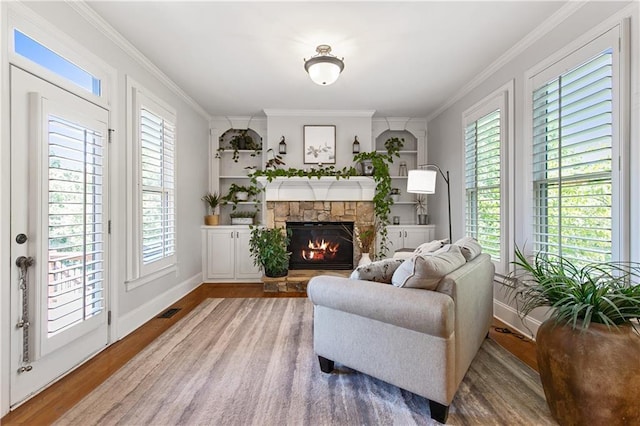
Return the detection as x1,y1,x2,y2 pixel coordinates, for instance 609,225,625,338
303,125,336,164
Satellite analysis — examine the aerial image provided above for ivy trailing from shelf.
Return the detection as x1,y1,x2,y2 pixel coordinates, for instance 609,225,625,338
221,183,262,211
216,129,262,162
353,136,404,258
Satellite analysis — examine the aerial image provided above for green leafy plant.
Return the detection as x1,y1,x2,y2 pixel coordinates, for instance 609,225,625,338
248,226,291,277
229,210,257,219
264,148,286,170
222,183,261,210
250,166,358,184
353,136,404,258
507,246,640,330
201,192,220,214
216,129,262,162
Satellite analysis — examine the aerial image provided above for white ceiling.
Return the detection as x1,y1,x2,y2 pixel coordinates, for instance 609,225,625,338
88,1,567,118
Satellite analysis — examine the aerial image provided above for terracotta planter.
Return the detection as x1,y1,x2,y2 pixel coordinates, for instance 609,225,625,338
204,214,219,226
536,320,640,425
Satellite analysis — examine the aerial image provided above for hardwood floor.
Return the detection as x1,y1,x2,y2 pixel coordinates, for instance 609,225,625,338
1,283,536,425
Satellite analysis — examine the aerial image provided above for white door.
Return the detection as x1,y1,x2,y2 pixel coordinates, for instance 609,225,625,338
10,66,110,406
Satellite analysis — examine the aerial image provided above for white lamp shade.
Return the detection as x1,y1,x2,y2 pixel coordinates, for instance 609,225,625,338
407,169,437,194
307,61,341,85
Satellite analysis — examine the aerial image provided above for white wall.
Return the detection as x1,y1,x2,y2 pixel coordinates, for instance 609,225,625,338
263,109,375,170
1,2,209,415
426,1,639,337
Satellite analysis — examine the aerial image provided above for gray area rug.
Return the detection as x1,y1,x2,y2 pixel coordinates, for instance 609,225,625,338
56,298,554,425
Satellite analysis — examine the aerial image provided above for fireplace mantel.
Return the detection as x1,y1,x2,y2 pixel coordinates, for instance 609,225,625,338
256,176,375,201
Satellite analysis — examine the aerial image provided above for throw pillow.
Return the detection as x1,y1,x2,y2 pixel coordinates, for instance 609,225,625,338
453,236,482,262
350,258,405,284
391,245,466,290
414,239,449,256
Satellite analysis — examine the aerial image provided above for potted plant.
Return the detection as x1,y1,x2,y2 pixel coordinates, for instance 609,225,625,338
201,192,221,226
222,183,261,209
356,224,376,266
248,226,291,278
507,246,640,425
415,194,428,225
265,148,286,170
390,188,400,203
230,210,257,225
216,129,262,162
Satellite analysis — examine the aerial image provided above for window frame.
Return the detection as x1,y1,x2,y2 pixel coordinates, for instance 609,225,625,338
126,77,178,289
523,25,626,264
462,81,514,275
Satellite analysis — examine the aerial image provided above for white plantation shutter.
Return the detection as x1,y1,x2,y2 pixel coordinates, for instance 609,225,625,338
465,109,501,261
47,115,104,335
140,107,175,266
532,48,613,265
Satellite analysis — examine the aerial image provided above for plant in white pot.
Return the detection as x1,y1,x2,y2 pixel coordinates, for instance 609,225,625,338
201,192,221,226
507,246,640,425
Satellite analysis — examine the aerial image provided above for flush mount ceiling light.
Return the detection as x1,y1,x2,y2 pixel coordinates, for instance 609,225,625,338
304,44,344,86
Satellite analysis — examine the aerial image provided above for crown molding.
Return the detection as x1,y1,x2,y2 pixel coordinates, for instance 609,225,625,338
67,1,211,120
426,1,588,123
263,109,376,118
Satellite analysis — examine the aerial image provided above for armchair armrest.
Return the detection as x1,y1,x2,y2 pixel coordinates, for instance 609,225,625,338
307,276,454,338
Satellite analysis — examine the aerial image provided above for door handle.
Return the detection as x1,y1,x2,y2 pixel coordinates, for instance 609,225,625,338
16,255,35,373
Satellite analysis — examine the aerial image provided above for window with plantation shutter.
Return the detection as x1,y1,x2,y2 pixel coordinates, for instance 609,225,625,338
140,106,175,267
126,79,177,286
465,109,501,259
463,86,511,274
530,30,619,266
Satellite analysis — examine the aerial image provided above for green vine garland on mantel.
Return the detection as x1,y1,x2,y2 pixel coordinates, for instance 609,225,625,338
249,165,359,184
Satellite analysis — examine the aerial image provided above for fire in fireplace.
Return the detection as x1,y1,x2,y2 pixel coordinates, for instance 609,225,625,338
287,222,354,270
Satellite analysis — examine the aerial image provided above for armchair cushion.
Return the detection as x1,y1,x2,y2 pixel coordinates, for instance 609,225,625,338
349,258,404,283
391,245,466,290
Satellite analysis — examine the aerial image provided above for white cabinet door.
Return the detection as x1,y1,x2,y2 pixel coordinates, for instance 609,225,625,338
384,225,436,254
235,229,262,280
385,226,405,253
204,229,235,280
403,226,434,249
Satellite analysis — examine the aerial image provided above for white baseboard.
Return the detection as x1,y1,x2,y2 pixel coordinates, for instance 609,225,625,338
116,273,201,340
493,299,542,341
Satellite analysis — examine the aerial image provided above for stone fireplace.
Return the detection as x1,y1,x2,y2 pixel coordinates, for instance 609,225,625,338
258,176,377,268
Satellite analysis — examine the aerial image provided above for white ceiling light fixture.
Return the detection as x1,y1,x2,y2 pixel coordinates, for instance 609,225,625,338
304,44,345,86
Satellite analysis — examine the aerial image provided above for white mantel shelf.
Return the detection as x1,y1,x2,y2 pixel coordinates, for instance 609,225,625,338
256,176,376,201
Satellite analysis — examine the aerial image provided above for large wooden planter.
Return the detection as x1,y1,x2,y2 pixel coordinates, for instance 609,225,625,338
536,320,640,425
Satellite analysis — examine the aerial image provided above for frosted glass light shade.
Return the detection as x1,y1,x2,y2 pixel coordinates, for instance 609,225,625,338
407,169,437,194
306,59,342,85
304,45,344,86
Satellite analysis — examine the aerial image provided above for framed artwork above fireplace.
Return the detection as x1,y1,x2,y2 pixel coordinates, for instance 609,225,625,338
303,125,336,164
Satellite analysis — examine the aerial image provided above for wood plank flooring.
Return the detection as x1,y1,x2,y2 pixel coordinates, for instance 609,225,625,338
1,283,536,425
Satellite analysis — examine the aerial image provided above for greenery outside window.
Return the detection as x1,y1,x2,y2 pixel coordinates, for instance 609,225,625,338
126,79,177,287
464,86,510,274
530,34,618,266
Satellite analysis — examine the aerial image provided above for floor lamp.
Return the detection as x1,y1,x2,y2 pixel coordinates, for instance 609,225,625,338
406,164,452,243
